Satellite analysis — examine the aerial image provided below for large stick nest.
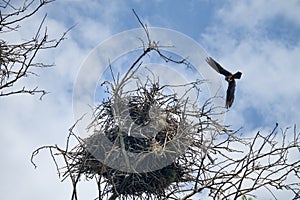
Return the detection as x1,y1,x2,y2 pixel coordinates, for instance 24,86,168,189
65,77,206,199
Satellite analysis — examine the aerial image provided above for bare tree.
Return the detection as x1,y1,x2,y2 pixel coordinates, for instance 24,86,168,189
0,0,69,99
31,11,300,200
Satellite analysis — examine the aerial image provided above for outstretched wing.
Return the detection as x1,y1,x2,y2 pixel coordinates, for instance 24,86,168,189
232,71,242,79
206,57,232,77
226,80,236,108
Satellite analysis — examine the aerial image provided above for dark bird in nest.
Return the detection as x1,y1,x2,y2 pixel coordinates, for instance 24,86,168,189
206,57,242,108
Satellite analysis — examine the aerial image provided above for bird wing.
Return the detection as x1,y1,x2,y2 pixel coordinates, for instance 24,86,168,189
226,80,236,108
232,71,242,79
206,57,232,77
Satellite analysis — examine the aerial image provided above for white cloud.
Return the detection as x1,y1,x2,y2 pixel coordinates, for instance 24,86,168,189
217,0,300,29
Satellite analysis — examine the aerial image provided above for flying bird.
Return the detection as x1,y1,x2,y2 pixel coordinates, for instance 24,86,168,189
205,57,242,108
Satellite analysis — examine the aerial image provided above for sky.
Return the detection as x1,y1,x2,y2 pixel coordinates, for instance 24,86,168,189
1,0,300,199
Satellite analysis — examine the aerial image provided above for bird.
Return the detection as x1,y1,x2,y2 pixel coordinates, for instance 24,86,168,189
205,57,242,108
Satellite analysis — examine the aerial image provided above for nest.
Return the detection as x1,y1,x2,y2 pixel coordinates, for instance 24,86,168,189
29,43,220,199
64,81,197,199
30,60,227,199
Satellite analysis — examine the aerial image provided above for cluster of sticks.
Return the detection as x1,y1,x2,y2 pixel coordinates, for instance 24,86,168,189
68,80,196,199
31,68,213,200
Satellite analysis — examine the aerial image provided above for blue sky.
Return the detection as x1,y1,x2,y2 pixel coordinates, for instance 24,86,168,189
1,0,300,199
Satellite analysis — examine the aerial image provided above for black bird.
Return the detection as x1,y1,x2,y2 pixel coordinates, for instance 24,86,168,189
205,57,242,108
